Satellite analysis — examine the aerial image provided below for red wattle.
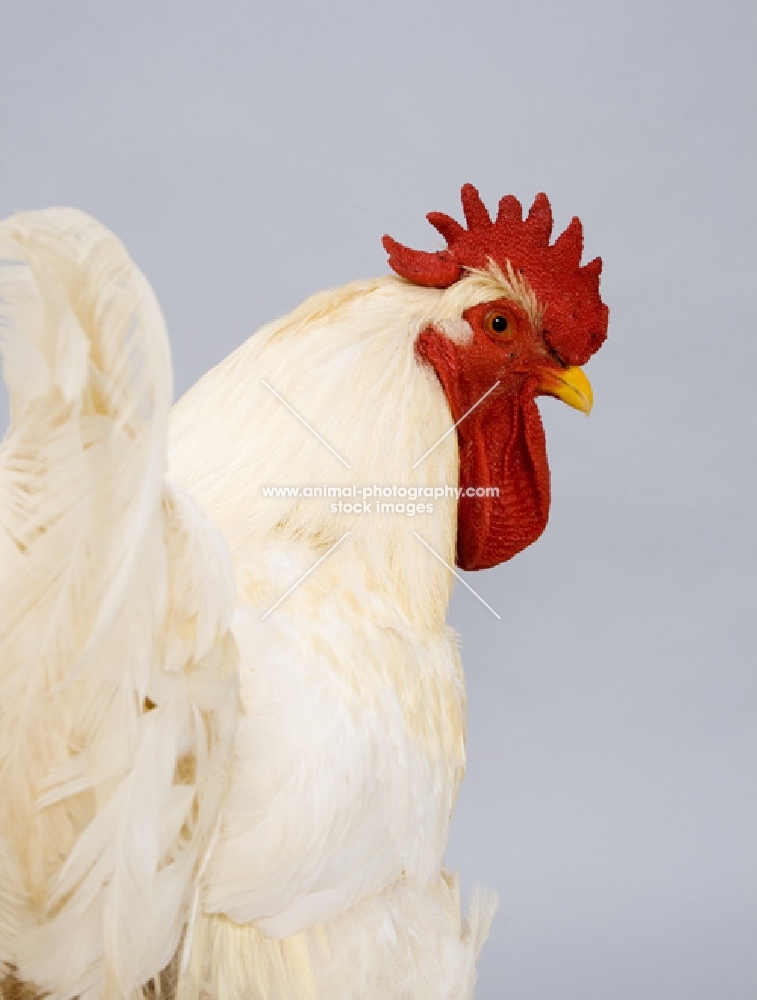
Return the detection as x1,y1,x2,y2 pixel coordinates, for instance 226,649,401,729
455,390,550,570
416,330,552,571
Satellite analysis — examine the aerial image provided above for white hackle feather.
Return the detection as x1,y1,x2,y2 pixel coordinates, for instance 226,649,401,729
0,210,238,1000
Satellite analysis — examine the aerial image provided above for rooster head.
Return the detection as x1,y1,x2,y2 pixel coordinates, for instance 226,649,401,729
383,184,608,571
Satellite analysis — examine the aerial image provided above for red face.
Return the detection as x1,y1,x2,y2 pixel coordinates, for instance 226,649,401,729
416,296,593,571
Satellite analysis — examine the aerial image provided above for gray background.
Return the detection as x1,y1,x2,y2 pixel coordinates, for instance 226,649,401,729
1,2,755,997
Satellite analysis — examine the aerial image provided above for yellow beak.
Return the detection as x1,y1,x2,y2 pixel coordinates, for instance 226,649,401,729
535,364,593,415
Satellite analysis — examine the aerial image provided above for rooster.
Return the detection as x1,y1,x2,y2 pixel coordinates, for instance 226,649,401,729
0,185,607,1000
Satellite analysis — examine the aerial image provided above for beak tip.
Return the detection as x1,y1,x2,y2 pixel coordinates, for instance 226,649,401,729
537,364,594,416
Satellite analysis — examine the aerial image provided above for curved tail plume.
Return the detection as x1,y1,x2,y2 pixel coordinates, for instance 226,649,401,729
0,210,238,999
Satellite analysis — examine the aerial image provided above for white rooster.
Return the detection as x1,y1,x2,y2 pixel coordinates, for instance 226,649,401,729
0,186,607,1000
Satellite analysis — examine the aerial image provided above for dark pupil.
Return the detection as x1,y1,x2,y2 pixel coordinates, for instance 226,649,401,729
491,315,508,333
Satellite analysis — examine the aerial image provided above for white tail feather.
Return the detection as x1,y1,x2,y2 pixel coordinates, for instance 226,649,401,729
0,210,238,998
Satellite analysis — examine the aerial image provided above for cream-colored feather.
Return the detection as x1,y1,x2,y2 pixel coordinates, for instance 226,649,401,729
0,210,238,999
168,270,510,998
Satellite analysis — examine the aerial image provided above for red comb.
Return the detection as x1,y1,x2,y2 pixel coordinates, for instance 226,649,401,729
383,184,608,366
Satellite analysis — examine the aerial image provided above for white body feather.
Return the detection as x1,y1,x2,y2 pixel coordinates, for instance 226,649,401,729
0,211,509,998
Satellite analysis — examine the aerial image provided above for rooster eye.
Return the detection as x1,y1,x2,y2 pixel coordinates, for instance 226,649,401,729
485,312,510,337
